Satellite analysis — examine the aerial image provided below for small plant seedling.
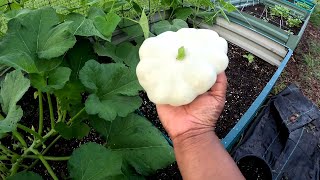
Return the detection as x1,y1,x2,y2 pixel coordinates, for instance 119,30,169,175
287,16,302,27
270,5,290,18
243,53,255,63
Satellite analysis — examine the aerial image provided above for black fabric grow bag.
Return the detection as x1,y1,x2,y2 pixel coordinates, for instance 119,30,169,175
232,84,320,180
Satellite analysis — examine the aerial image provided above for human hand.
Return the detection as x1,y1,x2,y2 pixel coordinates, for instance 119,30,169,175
156,72,227,141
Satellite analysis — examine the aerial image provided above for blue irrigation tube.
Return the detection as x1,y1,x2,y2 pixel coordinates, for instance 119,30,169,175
222,48,293,151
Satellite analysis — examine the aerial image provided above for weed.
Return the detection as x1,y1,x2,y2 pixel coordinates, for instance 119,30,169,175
287,16,302,27
242,53,255,63
303,40,320,80
270,5,290,18
310,3,320,28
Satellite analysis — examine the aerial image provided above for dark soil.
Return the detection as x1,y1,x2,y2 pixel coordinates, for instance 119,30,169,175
141,43,277,179
0,88,105,180
237,156,272,180
241,4,303,35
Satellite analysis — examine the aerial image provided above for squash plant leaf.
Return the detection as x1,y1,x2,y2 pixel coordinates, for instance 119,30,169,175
174,7,193,20
79,60,142,121
0,7,76,73
152,19,188,35
0,70,30,134
54,81,85,112
30,67,71,93
94,41,140,67
92,12,121,41
6,171,43,180
93,42,122,63
55,122,90,140
64,38,97,81
66,13,107,40
89,113,175,176
119,19,144,37
68,142,123,180
139,9,149,39
115,42,140,68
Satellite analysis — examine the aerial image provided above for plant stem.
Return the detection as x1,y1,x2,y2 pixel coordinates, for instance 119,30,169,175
27,135,61,170
0,155,9,160
46,92,55,129
38,91,44,136
17,124,44,142
10,142,35,175
0,144,17,156
12,130,27,148
61,110,67,123
25,108,84,171
67,107,85,125
30,149,58,180
25,155,69,161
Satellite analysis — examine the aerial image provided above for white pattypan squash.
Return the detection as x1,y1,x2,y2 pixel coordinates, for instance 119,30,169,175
136,28,229,106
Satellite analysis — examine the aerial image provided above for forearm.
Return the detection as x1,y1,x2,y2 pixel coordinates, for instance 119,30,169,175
173,130,244,180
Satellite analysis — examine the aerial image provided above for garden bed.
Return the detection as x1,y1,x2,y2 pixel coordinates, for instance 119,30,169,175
241,4,303,35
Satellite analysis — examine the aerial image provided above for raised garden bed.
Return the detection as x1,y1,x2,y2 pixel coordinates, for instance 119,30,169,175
227,0,314,50
284,0,315,11
241,4,303,35
0,1,297,179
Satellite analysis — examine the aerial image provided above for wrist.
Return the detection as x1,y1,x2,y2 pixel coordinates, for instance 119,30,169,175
172,128,220,152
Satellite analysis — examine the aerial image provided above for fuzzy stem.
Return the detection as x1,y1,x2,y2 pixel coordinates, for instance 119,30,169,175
27,135,61,171
0,144,17,156
38,91,44,136
17,124,44,142
12,130,27,148
10,142,35,175
25,155,69,161
30,149,58,180
61,110,67,123
46,92,55,129
67,107,85,125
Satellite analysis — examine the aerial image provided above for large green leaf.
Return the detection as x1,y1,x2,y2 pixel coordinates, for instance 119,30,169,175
90,113,175,176
64,39,97,80
7,171,43,180
30,67,71,93
93,42,122,63
152,19,188,35
0,70,30,134
0,7,76,73
174,7,193,20
94,42,139,68
55,122,90,140
119,19,143,38
54,81,85,111
93,12,121,40
115,42,140,68
79,60,142,121
68,142,123,180
66,13,107,40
